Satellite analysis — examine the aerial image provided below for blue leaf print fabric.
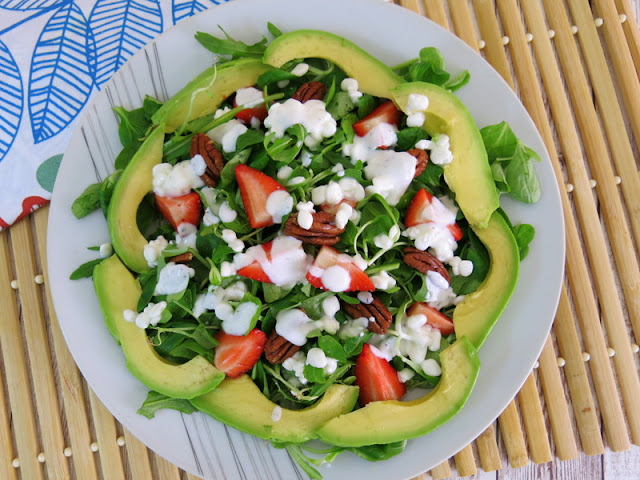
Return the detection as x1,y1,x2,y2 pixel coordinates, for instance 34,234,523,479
89,0,163,88
28,1,93,143
0,0,232,228
0,40,23,163
0,0,64,10
172,0,225,25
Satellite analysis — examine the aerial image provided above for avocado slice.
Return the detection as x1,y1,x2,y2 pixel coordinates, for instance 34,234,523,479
391,82,499,228
93,255,224,399
107,124,164,273
263,29,404,99
316,337,479,447
152,58,272,133
191,375,359,443
453,212,520,349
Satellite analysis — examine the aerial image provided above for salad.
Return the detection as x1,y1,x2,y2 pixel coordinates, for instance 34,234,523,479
71,24,539,477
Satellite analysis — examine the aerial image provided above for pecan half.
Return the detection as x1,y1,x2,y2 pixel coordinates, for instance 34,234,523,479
283,211,344,245
408,148,429,178
341,296,393,335
264,330,301,364
403,247,450,282
291,81,328,103
190,133,225,187
168,252,193,264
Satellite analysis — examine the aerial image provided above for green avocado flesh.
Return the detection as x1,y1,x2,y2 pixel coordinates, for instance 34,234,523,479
107,125,164,273
152,58,272,133
263,29,404,99
93,256,224,399
391,82,499,228
316,337,479,447
191,375,359,443
453,212,520,349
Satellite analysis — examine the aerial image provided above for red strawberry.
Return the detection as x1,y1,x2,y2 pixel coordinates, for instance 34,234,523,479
353,101,402,137
214,329,267,378
404,189,462,241
407,302,455,335
306,246,374,292
233,96,268,124
155,192,202,230
237,241,274,283
355,344,406,406
235,164,289,228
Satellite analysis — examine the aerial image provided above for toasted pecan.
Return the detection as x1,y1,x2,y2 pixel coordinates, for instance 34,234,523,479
341,295,393,335
283,211,344,246
264,330,301,364
408,148,429,178
291,81,328,103
190,133,225,186
403,247,450,282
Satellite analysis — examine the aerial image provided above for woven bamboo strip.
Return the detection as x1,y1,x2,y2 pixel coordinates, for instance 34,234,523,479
473,0,514,89
88,389,126,480
9,220,70,479
587,0,640,255
152,451,182,480
536,337,581,460
123,428,154,479
429,461,451,479
0,231,43,480
590,0,640,149
422,0,448,28
517,0,607,457
453,444,477,476
448,0,480,50
399,0,420,14
0,317,16,480
185,473,203,480
474,424,502,472
516,374,552,464
614,0,640,75
542,0,640,447
552,289,604,455
32,207,99,480
496,401,528,467
509,0,631,453
569,0,640,337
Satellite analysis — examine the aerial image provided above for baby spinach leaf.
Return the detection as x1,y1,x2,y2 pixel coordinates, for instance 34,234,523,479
69,258,104,280
220,149,251,187
137,390,198,419
71,183,101,219
343,332,373,357
267,22,283,38
395,126,430,151
443,70,471,92
114,106,148,147
347,441,407,462
195,28,267,58
317,335,347,362
480,122,541,203
357,94,375,119
257,69,296,88
192,324,218,349
236,129,265,152
303,365,326,384
327,91,355,119
512,223,536,260
99,170,122,216
264,124,305,164
143,95,163,119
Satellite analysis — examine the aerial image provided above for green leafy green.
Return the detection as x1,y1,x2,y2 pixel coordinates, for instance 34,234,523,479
69,258,104,280
137,390,198,419
267,22,283,38
512,223,536,260
402,47,471,91
71,183,101,219
264,124,306,164
99,170,122,216
114,106,148,146
480,122,541,203
195,28,267,58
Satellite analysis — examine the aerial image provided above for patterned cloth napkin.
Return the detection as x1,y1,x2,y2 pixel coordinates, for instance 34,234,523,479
0,0,228,229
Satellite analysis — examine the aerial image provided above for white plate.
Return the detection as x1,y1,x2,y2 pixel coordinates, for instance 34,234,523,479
48,0,565,478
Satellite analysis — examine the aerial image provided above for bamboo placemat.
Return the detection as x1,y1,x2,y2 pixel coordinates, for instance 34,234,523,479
1,0,639,479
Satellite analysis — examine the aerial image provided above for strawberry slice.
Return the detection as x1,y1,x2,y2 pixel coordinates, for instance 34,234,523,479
237,241,274,283
355,344,406,406
214,329,267,378
353,100,402,137
233,97,268,124
407,302,455,335
306,246,374,292
155,192,202,230
404,188,462,241
235,164,288,228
